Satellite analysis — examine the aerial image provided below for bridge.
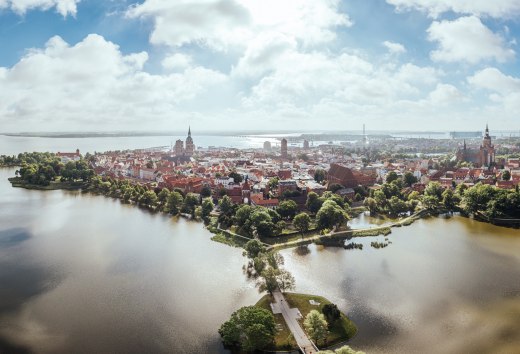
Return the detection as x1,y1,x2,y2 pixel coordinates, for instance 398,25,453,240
271,290,319,353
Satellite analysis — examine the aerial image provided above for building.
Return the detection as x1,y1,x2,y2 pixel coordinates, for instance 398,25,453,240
303,140,310,149
57,149,81,163
169,127,196,164
281,138,288,159
327,163,377,188
456,125,495,168
263,141,272,151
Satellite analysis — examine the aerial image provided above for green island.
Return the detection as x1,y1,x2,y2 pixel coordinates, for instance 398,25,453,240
255,293,357,351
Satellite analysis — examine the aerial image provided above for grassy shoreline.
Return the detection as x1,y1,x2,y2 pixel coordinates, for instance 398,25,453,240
8,177,87,191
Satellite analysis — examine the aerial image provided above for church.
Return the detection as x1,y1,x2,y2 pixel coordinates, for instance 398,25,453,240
456,125,495,168
164,127,195,164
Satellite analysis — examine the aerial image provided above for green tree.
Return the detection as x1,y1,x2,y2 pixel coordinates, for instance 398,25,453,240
277,200,298,220
293,212,311,237
229,171,243,184
316,200,348,230
304,310,329,346
267,177,279,190
218,195,234,216
306,191,323,214
139,190,158,207
157,188,171,205
258,267,280,294
244,239,266,259
363,197,378,216
462,183,496,214
200,185,212,198
442,188,458,211
322,303,341,326
385,171,399,183
502,170,511,181
166,191,184,215
182,193,200,216
276,269,295,293
218,306,276,351
424,182,443,199
201,198,214,221
314,169,326,183
403,172,418,187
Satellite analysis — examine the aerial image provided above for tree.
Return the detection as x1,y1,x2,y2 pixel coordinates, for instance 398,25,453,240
139,190,158,207
502,170,511,181
201,198,214,221
329,183,344,193
277,200,298,220
320,346,366,354
166,191,184,214
229,171,243,184
276,269,295,292
424,182,443,199
157,188,171,205
385,171,399,183
258,267,280,294
267,177,279,190
403,171,418,187
387,196,408,216
218,306,276,352
306,192,323,214
422,195,439,210
363,197,378,216
462,183,496,214
218,195,234,216
441,188,458,211
316,200,348,230
322,303,341,326
314,169,326,183
182,193,199,216
200,185,212,198
244,239,266,259
293,213,311,237
304,310,329,345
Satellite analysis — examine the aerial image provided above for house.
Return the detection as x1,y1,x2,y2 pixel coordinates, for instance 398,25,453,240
57,149,81,163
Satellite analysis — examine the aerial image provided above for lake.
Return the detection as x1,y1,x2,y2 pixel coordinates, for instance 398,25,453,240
1,165,519,353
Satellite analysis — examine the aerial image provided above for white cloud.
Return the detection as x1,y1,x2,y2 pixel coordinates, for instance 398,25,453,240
0,0,79,16
162,53,192,71
467,67,520,94
127,0,351,50
428,83,465,104
383,41,406,54
0,34,227,130
386,0,520,18
427,16,515,64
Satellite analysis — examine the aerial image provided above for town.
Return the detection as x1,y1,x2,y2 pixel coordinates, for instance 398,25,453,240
81,126,519,209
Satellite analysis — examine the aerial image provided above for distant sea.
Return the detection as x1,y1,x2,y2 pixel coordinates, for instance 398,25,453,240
1,130,518,156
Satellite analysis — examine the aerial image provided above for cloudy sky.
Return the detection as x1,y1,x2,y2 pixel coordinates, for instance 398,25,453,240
0,0,519,132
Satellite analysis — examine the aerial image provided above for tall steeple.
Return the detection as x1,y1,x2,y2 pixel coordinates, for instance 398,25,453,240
188,126,191,137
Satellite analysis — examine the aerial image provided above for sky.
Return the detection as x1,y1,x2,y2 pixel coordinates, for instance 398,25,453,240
0,0,519,133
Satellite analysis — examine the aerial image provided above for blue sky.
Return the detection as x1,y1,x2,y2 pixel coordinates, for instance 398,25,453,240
0,0,519,132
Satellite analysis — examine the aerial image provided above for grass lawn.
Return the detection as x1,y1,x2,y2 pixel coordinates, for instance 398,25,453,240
210,232,250,248
256,293,357,351
284,293,357,348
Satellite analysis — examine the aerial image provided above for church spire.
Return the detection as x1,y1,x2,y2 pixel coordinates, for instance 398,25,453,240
188,126,191,137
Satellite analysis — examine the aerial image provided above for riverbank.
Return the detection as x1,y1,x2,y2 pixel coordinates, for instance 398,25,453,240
255,293,357,351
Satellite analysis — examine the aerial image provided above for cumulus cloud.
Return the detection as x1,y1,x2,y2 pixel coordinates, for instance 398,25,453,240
427,16,515,64
386,0,520,18
0,0,79,16
383,41,406,54
0,34,227,130
468,67,520,94
162,53,192,71
127,0,351,50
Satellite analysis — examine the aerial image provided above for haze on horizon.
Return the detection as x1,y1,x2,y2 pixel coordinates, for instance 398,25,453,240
0,0,519,133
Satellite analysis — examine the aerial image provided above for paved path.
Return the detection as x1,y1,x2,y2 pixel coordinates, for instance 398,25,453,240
272,290,319,354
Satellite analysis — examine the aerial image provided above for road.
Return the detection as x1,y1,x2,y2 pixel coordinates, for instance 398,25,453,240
272,290,319,354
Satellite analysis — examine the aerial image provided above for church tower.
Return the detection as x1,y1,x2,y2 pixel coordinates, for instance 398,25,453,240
479,124,495,167
185,126,195,157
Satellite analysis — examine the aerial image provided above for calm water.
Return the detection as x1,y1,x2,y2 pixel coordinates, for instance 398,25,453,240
0,135,282,156
1,165,520,354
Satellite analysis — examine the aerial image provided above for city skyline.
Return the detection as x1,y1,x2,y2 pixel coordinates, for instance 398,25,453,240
1,0,520,132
